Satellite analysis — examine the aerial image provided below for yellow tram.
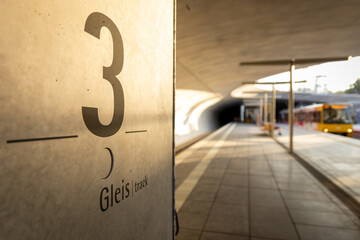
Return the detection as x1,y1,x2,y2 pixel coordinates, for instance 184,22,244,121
280,104,353,137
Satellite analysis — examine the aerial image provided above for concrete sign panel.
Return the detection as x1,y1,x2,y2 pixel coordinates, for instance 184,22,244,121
0,1,174,239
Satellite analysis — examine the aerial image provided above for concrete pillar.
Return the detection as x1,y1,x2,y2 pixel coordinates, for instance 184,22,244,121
271,84,276,138
240,105,245,122
259,99,263,126
0,1,175,239
289,64,295,153
264,93,268,124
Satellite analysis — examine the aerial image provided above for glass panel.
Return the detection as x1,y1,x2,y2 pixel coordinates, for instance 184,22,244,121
323,107,352,124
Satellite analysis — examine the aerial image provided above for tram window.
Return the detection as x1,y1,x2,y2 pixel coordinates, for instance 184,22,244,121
310,112,314,122
324,107,352,124
317,112,321,122
299,113,304,121
314,112,320,122
309,112,319,122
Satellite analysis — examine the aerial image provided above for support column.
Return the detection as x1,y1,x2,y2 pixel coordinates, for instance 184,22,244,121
240,105,245,122
271,84,276,138
264,93,268,125
259,99,263,126
289,64,295,153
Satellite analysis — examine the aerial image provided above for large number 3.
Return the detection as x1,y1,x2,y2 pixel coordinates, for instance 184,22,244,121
82,12,124,137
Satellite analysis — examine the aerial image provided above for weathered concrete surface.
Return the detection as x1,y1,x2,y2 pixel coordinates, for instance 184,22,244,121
0,1,174,239
177,0,360,94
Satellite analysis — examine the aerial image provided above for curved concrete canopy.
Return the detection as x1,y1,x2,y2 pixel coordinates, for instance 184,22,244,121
177,0,360,94
175,0,360,144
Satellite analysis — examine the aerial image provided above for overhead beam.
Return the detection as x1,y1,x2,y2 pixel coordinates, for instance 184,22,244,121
239,56,350,153
241,80,306,85
239,56,350,66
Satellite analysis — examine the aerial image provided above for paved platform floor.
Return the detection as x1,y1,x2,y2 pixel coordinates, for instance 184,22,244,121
276,123,360,203
175,123,360,240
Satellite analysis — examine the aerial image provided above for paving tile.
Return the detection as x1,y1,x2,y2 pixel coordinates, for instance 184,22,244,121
250,170,272,177
202,169,225,179
195,181,220,189
251,207,299,240
227,159,248,174
249,162,273,176
271,169,305,177
180,200,212,215
275,176,316,185
284,198,342,213
273,172,310,179
222,173,248,187
251,238,278,240
175,177,186,190
178,211,208,230
250,176,277,189
215,185,248,205
248,153,266,162
188,184,218,202
270,163,305,173
330,198,360,228
250,189,285,208
181,152,208,162
280,190,331,202
278,182,322,193
251,238,284,240
270,161,302,168
208,159,229,171
250,160,268,168
204,203,248,235
198,176,222,187
175,161,199,179
200,231,248,240
175,228,201,240
297,224,360,240
290,209,358,229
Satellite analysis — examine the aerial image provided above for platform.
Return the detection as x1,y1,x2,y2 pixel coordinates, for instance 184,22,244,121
276,123,360,204
175,123,360,240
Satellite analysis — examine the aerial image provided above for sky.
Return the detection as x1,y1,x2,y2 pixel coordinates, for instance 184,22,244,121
256,56,360,93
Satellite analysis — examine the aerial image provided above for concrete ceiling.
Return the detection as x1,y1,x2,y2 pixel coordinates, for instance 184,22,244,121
176,0,360,96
